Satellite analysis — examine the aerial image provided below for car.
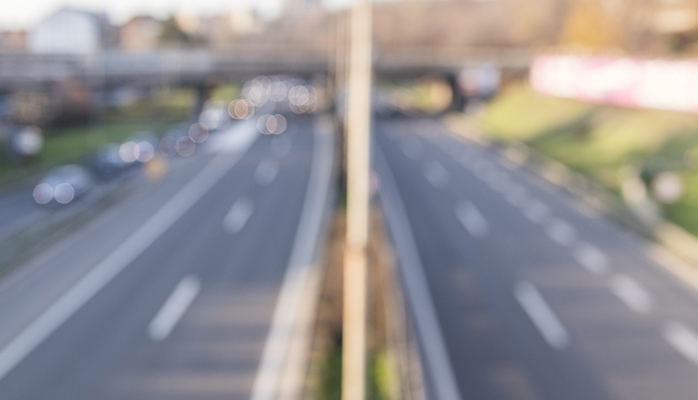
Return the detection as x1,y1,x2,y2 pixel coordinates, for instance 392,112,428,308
89,144,129,180
33,165,93,205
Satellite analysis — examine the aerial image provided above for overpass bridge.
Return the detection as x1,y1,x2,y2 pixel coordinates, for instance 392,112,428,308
0,46,531,91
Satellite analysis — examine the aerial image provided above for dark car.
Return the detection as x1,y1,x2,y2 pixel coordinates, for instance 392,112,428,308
33,165,93,205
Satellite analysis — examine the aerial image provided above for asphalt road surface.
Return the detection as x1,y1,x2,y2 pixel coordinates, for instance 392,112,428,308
377,116,698,400
0,115,334,400
0,188,46,241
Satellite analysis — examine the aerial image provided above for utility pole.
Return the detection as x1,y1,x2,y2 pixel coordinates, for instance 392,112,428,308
342,0,372,399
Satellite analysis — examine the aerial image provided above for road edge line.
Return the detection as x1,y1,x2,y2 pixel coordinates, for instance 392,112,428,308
249,115,335,400
376,144,463,400
0,120,258,382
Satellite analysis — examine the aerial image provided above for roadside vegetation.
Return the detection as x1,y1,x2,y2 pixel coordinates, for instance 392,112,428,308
306,209,403,400
0,88,194,186
462,83,698,235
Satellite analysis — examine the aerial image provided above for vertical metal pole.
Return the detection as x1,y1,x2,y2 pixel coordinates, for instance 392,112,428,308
342,0,372,399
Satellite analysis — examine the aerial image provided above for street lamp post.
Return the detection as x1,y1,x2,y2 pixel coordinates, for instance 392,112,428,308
342,0,372,399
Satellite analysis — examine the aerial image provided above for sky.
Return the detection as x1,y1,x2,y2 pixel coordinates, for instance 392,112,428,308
0,0,353,30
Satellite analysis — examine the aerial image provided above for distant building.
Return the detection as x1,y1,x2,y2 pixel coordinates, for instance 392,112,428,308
27,8,117,54
228,8,265,35
120,16,162,52
204,10,265,48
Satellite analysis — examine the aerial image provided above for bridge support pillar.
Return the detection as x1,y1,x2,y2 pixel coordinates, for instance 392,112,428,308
446,73,466,112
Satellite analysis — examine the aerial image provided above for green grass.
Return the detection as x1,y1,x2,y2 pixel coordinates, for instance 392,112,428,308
369,351,395,400
472,82,698,236
0,89,193,185
209,84,241,103
316,348,394,400
318,347,342,400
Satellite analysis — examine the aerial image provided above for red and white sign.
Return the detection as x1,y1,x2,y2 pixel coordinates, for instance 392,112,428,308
530,54,698,114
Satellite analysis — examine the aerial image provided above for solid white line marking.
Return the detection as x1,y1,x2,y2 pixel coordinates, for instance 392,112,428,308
249,119,334,400
378,148,462,400
423,161,450,189
609,275,653,314
222,197,254,234
456,201,490,238
0,121,259,383
270,136,292,158
663,321,698,365
147,275,201,342
573,243,609,275
400,138,423,160
545,219,576,246
523,199,549,224
514,281,570,350
255,158,280,186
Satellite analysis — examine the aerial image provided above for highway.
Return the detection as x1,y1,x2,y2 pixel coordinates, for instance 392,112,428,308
4,112,698,400
0,114,334,399
377,117,698,400
0,187,45,241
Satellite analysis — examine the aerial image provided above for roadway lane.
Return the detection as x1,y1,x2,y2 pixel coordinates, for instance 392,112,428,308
0,115,333,399
377,116,698,400
0,188,45,240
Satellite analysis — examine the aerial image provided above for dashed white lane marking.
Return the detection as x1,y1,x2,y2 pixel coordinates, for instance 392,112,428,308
423,161,450,189
456,201,490,239
472,158,493,180
663,321,698,365
609,274,654,314
400,138,423,160
445,145,461,159
147,275,201,342
458,156,474,170
453,148,474,163
378,149,463,400
385,130,400,141
486,171,511,193
0,121,259,384
504,184,529,207
573,243,609,275
545,219,576,246
514,281,570,350
255,158,280,186
271,136,292,158
523,199,550,224
222,197,254,234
